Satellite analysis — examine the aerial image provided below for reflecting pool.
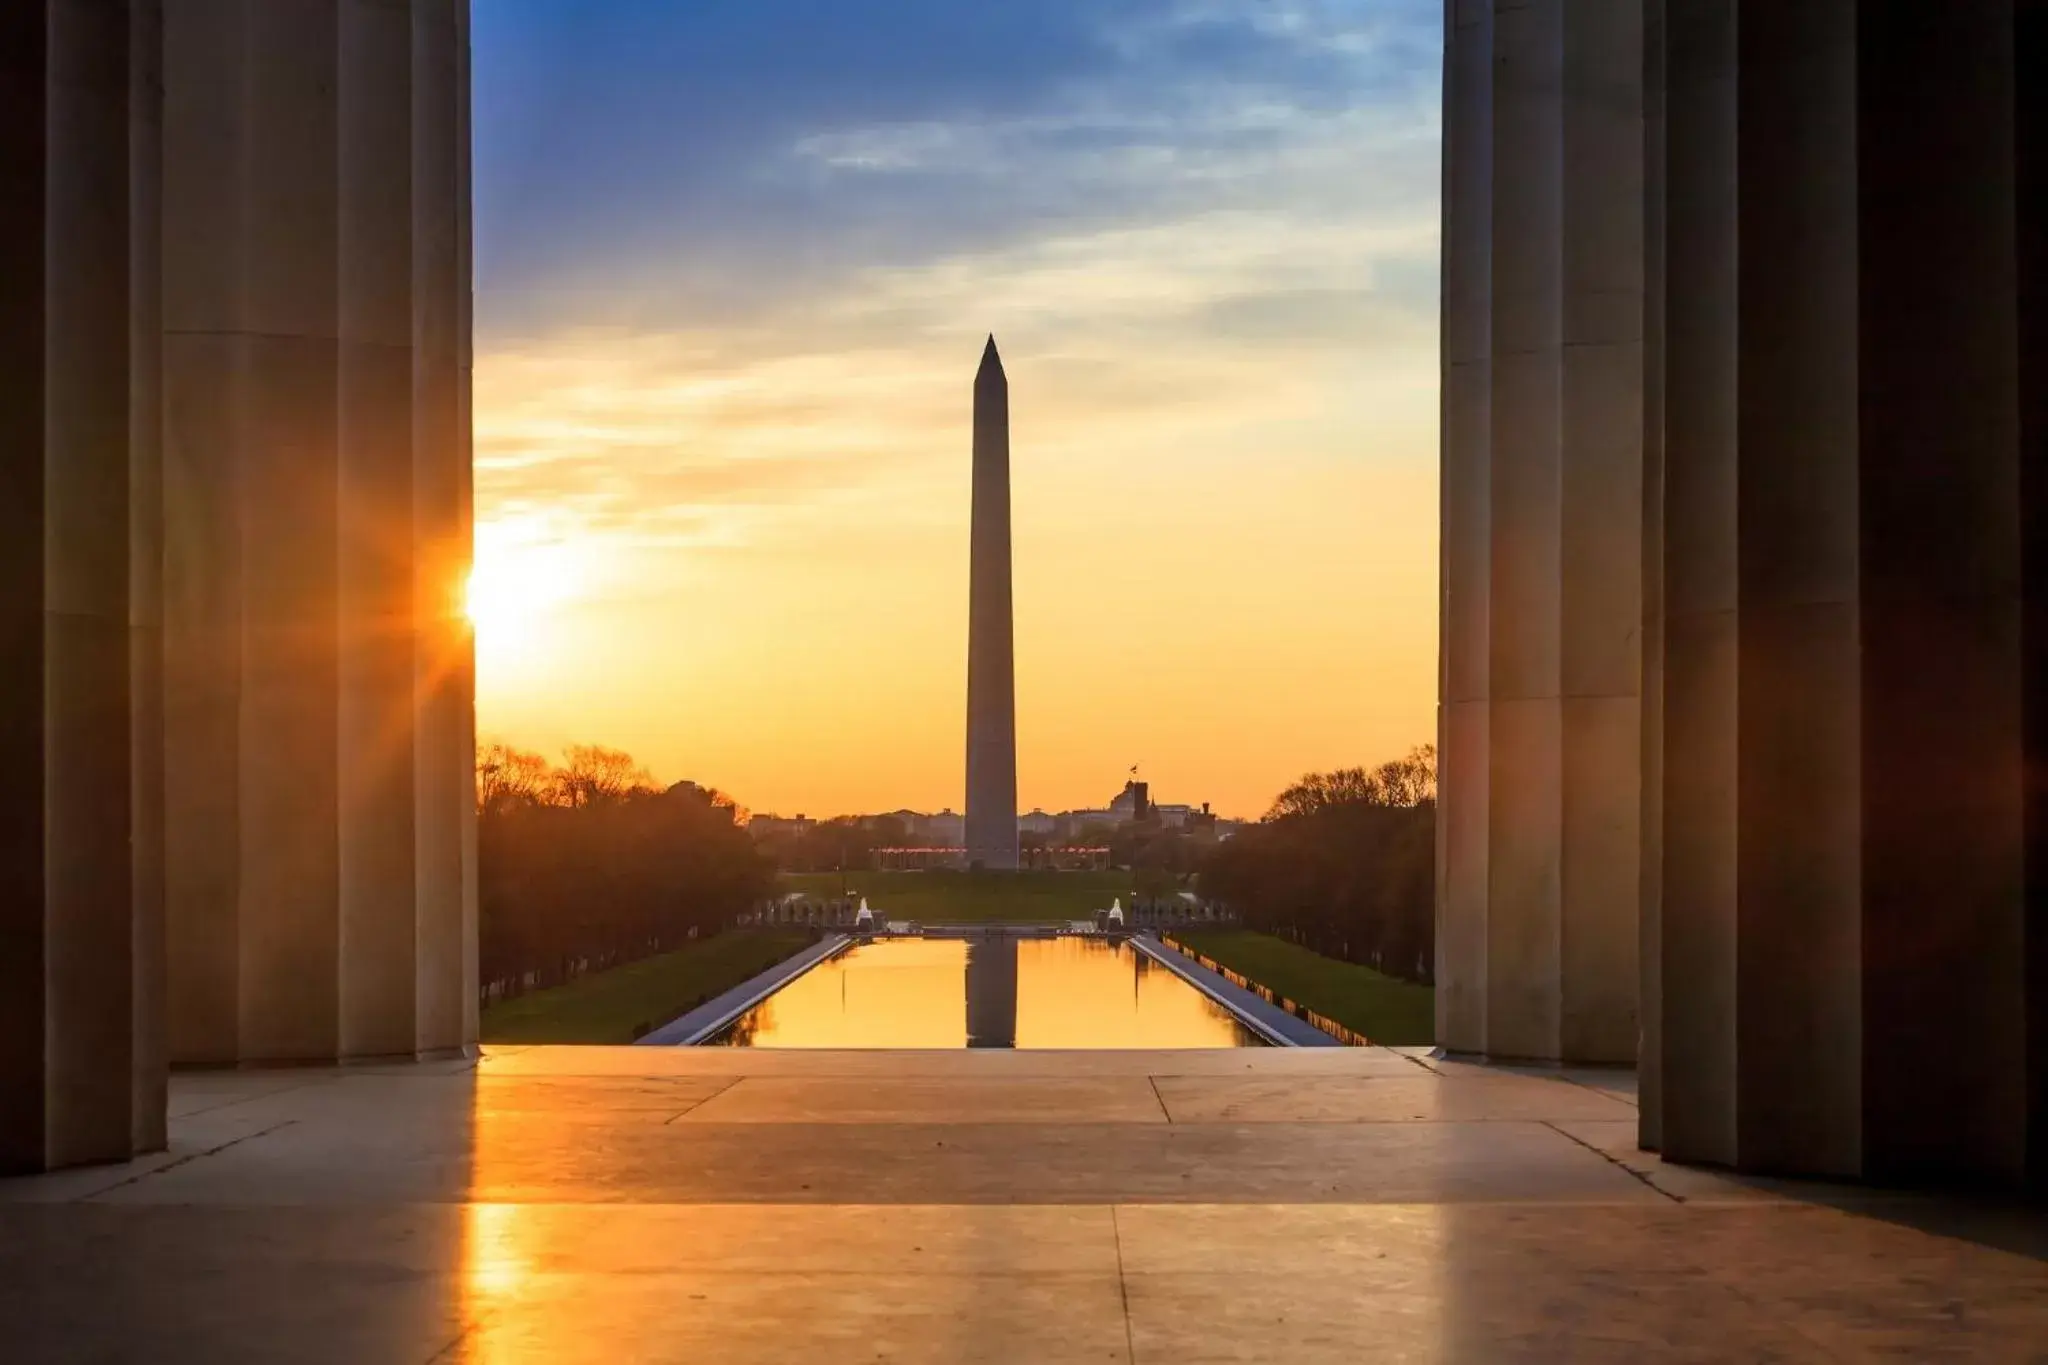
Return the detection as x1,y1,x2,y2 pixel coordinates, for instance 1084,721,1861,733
706,936,1263,1048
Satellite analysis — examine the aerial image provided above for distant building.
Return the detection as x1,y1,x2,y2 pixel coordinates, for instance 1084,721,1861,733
1109,780,1150,822
1024,845,1112,872
843,808,966,847
820,789,1213,850
747,814,813,839
874,847,965,870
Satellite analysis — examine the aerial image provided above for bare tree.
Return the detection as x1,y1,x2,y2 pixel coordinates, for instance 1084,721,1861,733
1373,744,1437,807
1265,767,1378,820
1202,743,1440,989
476,746,776,1009
1264,745,1437,820
554,745,655,808
668,780,749,827
476,741,553,813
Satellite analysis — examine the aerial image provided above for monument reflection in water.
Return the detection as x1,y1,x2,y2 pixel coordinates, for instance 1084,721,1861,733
707,937,1262,1048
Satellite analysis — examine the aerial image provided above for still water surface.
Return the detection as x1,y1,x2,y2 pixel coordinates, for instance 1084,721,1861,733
707,936,1262,1048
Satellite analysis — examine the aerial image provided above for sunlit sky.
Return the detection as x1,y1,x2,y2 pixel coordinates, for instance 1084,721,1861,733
470,0,1441,820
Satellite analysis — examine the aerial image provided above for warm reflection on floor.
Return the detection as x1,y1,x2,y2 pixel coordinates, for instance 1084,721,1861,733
5,1049,2046,1362
463,1203,530,1309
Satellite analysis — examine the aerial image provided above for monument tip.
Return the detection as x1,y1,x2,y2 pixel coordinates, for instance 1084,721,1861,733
979,334,1002,371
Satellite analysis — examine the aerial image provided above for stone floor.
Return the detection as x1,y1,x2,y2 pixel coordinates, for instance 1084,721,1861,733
3,1046,2044,1362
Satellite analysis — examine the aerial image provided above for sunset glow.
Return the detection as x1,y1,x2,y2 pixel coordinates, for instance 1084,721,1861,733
466,521,594,674
471,1,1441,818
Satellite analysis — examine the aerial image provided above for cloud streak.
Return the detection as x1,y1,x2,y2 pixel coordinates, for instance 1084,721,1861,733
469,0,1444,816
476,0,1438,332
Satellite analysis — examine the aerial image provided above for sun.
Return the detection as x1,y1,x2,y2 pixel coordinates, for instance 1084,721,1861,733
465,523,589,666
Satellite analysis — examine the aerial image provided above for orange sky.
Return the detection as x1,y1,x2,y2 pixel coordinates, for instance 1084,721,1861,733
469,3,1442,821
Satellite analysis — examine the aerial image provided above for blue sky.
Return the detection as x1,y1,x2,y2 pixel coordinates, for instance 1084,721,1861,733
475,1,1438,334
467,0,1445,818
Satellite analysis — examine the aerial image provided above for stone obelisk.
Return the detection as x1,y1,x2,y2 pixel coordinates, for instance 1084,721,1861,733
964,336,1019,870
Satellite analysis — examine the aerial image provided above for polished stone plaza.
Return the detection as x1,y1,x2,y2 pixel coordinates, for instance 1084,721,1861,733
4,1046,2043,1362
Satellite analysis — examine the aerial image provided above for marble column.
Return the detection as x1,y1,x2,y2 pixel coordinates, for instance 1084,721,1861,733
2023,0,2048,1195
163,0,475,1068
1645,0,2043,1185
1636,0,1667,1151
1435,0,1493,1059
129,0,168,1153
1651,0,1739,1164
411,0,475,1056
0,0,166,1173
336,0,417,1060
1437,0,1644,1064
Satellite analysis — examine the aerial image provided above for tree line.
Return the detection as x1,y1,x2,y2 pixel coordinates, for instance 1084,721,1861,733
754,814,916,874
1197,745,1436,984
760,813,1213,889
477,742,775,1003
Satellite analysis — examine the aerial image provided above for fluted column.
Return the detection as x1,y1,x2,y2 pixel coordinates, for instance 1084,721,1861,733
1437,0,1644,1064
457,5,479,1048
1636,0,1667,1151
1435,0,1494,1057
0,0,165,1173
128,0,167,1152
1646,0,2042,1185
338,0,419,1058
163,0,475,1067
411,0,474,1055
2023,0,2048,1198
1652,0,1738,1163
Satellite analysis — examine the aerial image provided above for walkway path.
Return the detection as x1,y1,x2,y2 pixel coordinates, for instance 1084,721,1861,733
4,1047,2044,1361
1130,932,1338,1046
637,933,850,1045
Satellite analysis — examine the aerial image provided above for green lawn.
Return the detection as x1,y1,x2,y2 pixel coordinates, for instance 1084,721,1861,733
480,931,812,1044
779,869,1144,923
1167,930,1436,1046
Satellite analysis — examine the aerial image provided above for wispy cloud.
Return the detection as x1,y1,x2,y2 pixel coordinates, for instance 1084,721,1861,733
469,0,1443,815
475,0,1438,334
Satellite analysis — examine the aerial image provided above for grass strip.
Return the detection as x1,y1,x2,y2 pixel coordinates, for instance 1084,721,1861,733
481,931,813,1044
1166,929,1435,1046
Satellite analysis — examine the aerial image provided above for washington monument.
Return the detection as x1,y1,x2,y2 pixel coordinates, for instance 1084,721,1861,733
964,336,1019,870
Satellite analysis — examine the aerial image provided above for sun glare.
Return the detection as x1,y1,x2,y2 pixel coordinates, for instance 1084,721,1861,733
466,523,589,665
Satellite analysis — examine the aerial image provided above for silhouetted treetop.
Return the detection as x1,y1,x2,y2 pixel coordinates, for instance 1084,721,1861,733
1264,745,1437,820
1203,744,1437,985
475,739,774,1005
